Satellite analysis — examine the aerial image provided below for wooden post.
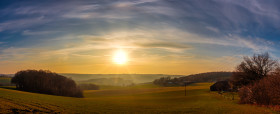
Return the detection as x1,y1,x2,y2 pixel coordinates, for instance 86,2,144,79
185,83,186,96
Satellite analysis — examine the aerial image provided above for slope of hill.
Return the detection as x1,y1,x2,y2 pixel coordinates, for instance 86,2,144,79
0,77,12,86
179,72,232,82
153,72,232,86
61,74,181,84
0,74,14,77
0,74,14,86
0,83,274,113
78,78,134,86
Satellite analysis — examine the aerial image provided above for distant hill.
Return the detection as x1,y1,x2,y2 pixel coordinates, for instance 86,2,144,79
3,73,183,86
153,72,232,86
78,78,134,86
0,74,14,78
61,74,181,84
178,72,232,82
0,74,14,86
0,77,12,86
0,72,231,86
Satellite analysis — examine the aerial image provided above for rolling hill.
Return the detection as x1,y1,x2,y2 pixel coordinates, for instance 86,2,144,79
0,83,274,113
153,72,232,86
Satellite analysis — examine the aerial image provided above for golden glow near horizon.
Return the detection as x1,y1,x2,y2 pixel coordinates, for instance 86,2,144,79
113,49,128,65
0,0,270,75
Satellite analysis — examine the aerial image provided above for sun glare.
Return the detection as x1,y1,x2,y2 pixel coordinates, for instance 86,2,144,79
113,49,128,65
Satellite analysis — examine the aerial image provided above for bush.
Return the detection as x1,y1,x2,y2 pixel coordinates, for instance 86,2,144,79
210,81,231,91
238,85,254,104
239,75,280,105
11,70,83,98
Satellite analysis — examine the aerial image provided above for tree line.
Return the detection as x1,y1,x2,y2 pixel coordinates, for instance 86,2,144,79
153,72,232,86
11,70,83,98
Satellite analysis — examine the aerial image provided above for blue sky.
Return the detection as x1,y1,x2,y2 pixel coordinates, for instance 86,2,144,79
0,0,279,74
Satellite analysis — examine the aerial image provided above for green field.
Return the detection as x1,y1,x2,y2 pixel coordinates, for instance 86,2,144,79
0,77,11,85
0,83,275,113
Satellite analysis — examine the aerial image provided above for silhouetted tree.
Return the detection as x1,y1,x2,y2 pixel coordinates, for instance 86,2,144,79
11,70,83,98
231,53,278,88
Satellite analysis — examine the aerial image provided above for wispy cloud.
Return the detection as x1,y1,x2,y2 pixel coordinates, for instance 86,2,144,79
135,42,191,49
0,16,48,32
22,30,60,36
0,0,279,74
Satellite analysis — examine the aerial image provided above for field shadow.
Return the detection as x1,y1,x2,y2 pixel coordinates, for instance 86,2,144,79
0,86,17,90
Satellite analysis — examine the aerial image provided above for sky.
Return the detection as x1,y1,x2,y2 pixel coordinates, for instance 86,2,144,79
0,0,280,74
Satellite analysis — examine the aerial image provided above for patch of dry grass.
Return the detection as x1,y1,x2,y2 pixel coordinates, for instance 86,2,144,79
0,83,275,113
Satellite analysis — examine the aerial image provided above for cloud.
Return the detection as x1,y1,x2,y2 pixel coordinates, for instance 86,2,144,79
0,0,279,74
62,1,178,19
1,24,274,65
79,29,195,52
205,26,220,33
0,47,35,61
0,16,48,32
232,36,274,52
79,26,274,52
22,30,59,35
135,42,191,49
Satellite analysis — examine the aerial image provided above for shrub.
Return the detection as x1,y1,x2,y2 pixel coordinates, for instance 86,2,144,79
11,70,83,98
210,81,231,91
238,85,254,104
239,74,280,105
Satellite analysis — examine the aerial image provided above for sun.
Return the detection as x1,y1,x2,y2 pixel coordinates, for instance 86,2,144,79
113,49,128,65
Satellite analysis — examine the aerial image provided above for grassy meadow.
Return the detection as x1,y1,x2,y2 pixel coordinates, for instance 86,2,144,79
0,83,276,113
0,77,11,85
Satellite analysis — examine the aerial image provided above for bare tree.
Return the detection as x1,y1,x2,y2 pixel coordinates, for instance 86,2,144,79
231,53,278,88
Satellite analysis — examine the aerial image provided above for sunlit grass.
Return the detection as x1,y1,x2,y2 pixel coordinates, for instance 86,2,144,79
98,83,160,90
0,83,275,113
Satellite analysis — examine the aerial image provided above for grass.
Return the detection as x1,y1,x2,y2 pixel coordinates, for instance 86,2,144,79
0,83,276,113
98,83,160,90
0,77,11,85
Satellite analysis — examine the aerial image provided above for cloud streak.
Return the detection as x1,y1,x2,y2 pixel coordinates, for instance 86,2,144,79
0,0,279,74
135,42,191,49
